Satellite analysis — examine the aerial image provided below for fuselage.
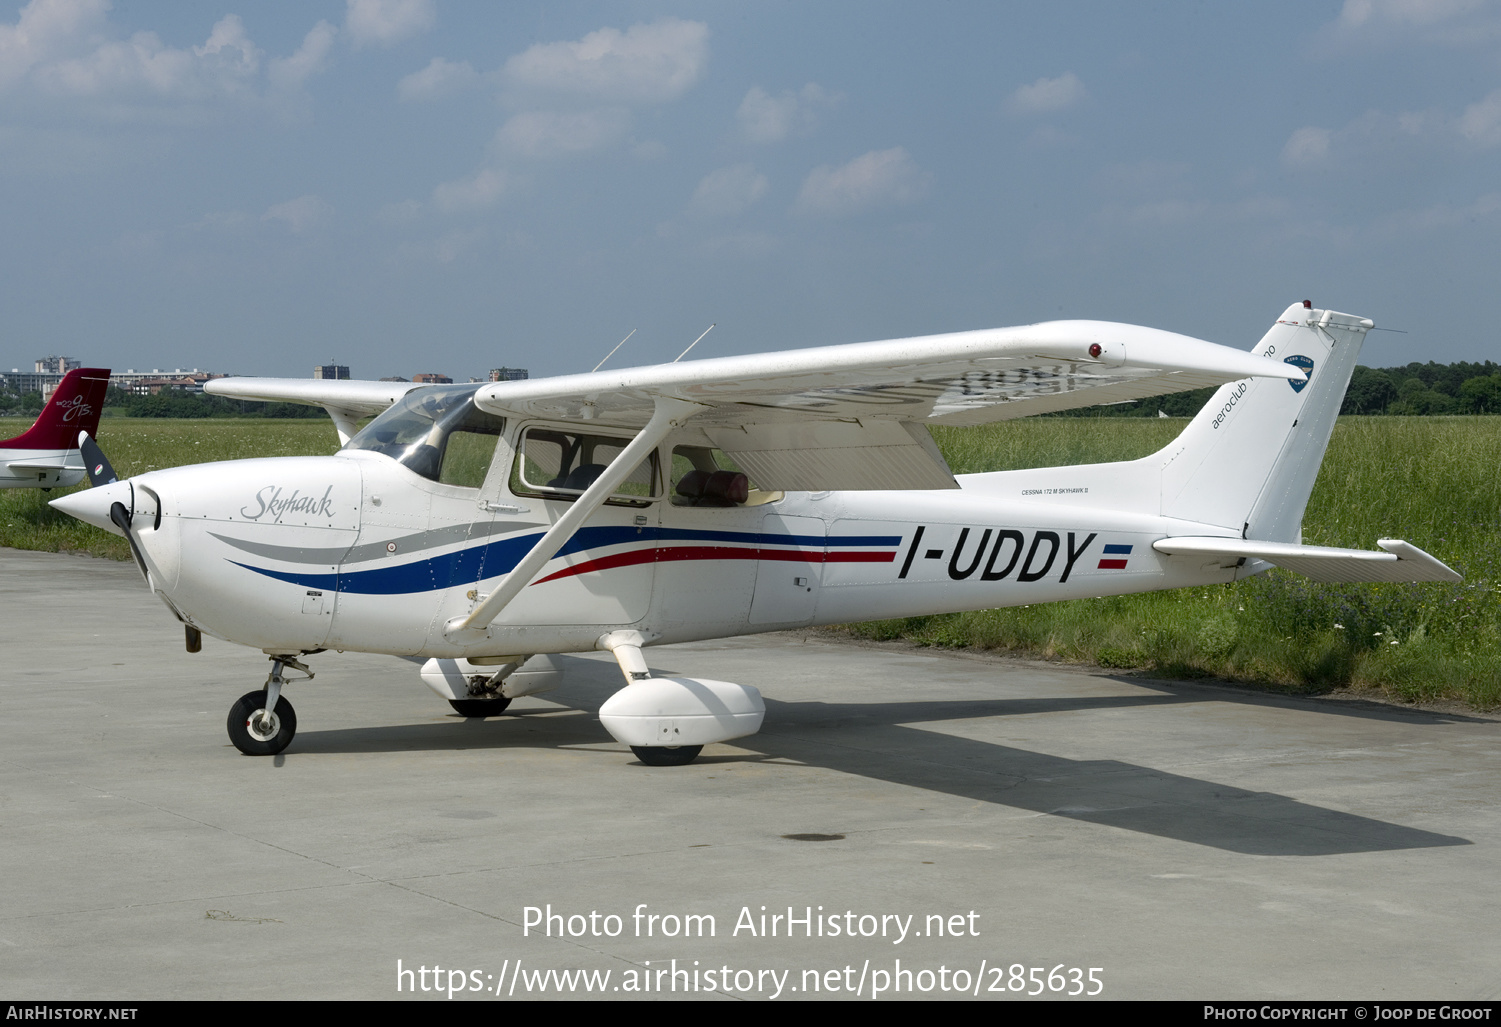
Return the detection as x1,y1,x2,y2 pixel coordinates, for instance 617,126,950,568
1,446,86,489
72,411,1242,659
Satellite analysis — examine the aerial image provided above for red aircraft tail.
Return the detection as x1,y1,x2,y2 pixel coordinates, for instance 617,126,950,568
3,368,112,450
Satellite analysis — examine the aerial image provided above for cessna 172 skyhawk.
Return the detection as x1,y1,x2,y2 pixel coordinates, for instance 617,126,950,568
1,367,109,489
51,303,1457,766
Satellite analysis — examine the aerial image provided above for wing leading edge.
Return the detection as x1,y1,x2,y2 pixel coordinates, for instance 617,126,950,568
472,319,1305,491
204,378,427,445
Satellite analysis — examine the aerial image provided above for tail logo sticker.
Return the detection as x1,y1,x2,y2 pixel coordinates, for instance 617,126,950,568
1098,543,1132,570
1284,355,1314,393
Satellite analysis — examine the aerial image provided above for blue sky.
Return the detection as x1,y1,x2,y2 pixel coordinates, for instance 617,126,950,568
2,0,1499,380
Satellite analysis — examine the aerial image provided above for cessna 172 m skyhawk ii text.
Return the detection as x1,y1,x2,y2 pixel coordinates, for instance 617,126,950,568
52,303,1458,766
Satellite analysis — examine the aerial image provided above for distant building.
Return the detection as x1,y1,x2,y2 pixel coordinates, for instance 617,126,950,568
412,373,452,384
35,356,80,374
489,367,529,381
378,376,409,382
110,370,224,395
313,364,350,380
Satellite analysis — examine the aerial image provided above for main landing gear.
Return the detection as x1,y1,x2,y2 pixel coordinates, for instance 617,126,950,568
226,656,311,756
448,696,512,718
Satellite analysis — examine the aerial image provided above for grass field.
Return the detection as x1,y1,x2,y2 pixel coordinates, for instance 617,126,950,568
4,415,1497,707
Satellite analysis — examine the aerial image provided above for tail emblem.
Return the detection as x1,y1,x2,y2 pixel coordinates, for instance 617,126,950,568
1284,355,1314,393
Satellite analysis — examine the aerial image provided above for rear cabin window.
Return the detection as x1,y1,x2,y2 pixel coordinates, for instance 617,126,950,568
669,446,780,507
512,427,659,507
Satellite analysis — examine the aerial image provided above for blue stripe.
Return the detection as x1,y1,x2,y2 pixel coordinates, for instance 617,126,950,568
229,525,902,596
1102,543,1133,554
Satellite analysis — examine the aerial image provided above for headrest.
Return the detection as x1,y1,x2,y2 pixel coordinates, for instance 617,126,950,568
676,468,712,498
702,470,749,505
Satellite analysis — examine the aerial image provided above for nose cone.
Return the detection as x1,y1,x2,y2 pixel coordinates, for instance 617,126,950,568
49,480,134,535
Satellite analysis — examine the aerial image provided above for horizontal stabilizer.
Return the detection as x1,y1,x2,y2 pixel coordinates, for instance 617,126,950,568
1153,536,1461,583
7,460,73,472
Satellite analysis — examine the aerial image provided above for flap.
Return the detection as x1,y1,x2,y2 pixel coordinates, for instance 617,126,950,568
704,419,957,491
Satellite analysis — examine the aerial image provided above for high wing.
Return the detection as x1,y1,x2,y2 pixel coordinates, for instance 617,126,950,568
204,378,426,445
473,320,1304,491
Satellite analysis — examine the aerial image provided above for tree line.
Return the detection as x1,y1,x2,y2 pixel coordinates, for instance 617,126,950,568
4,364,1500,420
0,384,318,419
1054,360,1501,418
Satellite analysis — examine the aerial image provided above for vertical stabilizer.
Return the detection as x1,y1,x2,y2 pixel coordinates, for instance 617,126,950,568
1156,303,1370,540
2,367,111,450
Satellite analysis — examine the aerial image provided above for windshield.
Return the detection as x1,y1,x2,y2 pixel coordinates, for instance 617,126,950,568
346,385,506,486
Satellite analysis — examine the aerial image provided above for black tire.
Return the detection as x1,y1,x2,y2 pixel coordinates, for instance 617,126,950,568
630,745,703,767
448,696,513,718
227,690,297,756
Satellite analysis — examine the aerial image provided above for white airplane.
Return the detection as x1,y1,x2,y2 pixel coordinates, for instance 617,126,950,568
51,303,1458,766
1,367,110,489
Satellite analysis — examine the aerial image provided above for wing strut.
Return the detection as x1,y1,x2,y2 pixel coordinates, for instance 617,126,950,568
442,396,706,642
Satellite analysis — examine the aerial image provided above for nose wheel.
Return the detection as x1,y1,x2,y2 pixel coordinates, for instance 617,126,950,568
226,656,311,756
227,690,297,755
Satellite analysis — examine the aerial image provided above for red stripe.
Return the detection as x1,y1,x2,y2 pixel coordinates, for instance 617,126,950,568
1097,559,1128,570
531,545,894,585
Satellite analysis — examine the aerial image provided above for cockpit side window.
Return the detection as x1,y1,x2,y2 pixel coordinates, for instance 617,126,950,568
345,385,505,487
511,426,659,507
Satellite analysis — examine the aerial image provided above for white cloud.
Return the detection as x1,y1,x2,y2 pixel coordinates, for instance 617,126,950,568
690,163,769,217
494,108,631,158
1327,0,1501,45
736,83,841,143
0,0,110,88
1008,72,1086,115
1282,126,1332,167
345,0,435,50
262,195,332,233
397,56,478,101
432,167,507,212
796,147,928,217
1283,90,1501,170
269,21,336,91
193,15,262,75
1337,0,1484,29
0,2,335,115
503,18,708,104
1458,89,1501,146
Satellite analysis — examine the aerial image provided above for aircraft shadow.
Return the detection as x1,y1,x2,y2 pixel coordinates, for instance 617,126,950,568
292,654,1470,857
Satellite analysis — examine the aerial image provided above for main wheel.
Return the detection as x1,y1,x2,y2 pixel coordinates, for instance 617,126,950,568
448,696,512,718
227,690,298,756
630,745,703,767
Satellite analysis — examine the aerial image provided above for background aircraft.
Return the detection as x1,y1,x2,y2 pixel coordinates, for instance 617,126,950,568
51,304,1456,766
1,367,110,490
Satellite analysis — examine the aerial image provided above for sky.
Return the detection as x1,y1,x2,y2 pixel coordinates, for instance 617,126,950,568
1,0,1499,380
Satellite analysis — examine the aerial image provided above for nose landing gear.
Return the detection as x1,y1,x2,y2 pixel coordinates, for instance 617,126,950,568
226,656,311,756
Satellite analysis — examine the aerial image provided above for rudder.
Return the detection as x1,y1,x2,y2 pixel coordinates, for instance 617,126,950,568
1157,302,1370,540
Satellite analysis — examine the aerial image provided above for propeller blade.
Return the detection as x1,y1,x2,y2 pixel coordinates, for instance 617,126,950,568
109,499,149,581
79,432,118,487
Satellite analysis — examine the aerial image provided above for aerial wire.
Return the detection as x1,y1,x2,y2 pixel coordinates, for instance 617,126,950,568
592,329,636,372
673,324,716,363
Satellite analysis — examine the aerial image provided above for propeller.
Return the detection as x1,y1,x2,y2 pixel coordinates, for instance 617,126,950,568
79,431,118,487
76,431,148,579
